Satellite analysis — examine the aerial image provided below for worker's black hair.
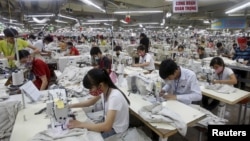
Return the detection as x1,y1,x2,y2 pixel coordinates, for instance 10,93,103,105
159,59,178,79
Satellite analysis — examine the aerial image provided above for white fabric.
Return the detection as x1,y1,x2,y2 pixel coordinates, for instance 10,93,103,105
103,89,129,133
162,67,202,105
29,128,103,141
33,40,44,51
139,53,155,71
190,104,228,127
205,84,237,94
57,66,93,94
138,104,187,136
0,101,21,141
104,127,151,141
214,67,234,82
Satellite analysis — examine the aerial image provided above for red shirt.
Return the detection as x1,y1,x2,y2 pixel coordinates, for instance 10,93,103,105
70,47,80,55
32,59,51,90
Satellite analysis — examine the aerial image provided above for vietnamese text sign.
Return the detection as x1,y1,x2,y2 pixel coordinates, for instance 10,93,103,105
173,0,198,13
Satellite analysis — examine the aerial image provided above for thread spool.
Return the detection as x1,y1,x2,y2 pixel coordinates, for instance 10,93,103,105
12,70,24,86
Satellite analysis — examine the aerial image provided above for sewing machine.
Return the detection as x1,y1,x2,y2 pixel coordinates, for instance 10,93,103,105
201,66,215,84
57,56,84,72
126,72,164,102
46,89,74,130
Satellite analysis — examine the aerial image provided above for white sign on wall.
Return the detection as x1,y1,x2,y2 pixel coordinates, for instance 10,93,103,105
173,0,198,13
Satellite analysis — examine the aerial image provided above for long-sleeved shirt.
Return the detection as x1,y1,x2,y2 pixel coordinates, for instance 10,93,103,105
162,67,202,105
232,47,250,61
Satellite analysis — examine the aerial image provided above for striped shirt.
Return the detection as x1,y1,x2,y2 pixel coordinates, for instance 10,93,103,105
232,47,250,61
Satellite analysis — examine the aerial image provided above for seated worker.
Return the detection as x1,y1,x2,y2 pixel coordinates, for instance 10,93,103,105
216,42,230,58
90,46,111,74
113,46,123,64
202,57,237,110
15,50,51,90
0,28,39,68
174,45,188,59
232,37,250,90
65,42,79,56
68,68,130,139
132,45,155,72
114,46,122,57
197,46,208,59
159,59,202,105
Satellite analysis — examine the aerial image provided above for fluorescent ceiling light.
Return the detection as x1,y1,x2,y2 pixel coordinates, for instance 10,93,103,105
80,0,105,13
82,22,100,25
137,22,159,25
120,20,128,24
58,14,77,21
24,14,54,17
225,1,250,14
228,13,250,16
103,23,110,26
114,10,163,14
55,19,68,24
87,19,117,22
203,20,210,24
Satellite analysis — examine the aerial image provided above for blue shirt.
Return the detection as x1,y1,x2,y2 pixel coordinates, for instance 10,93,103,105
162,67,202,105
232,47,250,61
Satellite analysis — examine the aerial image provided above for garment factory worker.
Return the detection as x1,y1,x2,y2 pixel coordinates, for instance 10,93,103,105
65,42,79,56
232,37,250,90
68,68,130,138
229,43,237,58
159,59,202,105
197,47,208,59
15,50,50,90
216,42,230,58
132,45,155,72
139,33,150,53
202,57,237,110
113,46,122,57
0,28,39,68
174,45,187,59
90,46,111,74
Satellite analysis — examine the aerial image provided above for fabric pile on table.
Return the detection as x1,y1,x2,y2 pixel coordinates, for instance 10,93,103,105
138,103,187,136
0,101,21,141
57,66,93,95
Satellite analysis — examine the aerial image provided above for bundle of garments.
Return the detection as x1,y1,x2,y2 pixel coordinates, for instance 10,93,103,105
104,127,152,141
29,128,104,141
0,101,21,141
57,66,93,95
190,104,228,127
138,103,187,136
205,84,237,94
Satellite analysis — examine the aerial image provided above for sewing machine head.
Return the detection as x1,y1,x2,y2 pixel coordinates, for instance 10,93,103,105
46,89,71,130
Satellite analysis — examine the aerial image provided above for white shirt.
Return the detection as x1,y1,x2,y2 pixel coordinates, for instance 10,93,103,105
139,53,155,71
33,40,44,51
102,89,129,133
162,67,202,105
214,67,234,85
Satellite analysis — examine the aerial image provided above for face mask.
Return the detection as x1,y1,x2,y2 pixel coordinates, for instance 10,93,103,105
215,66,223,74
95,56,99,62
89,87,103,96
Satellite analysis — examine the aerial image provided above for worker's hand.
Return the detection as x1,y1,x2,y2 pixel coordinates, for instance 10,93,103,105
67,119,83,129
162,94,177,100
243,60,248,65
132,64,138,67
159,90,165,97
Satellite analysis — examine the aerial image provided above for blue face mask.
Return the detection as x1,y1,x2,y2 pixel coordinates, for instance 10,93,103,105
95,56,99,62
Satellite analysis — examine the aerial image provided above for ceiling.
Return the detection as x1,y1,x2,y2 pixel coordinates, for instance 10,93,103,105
0,0,249,31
